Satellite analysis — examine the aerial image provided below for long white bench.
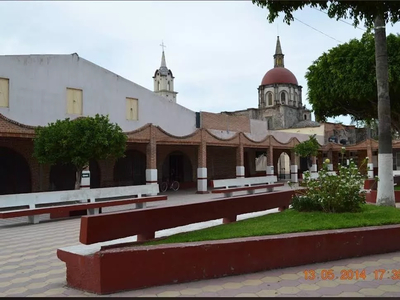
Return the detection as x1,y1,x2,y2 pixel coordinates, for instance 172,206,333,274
212,176,284,197
0,184,166,224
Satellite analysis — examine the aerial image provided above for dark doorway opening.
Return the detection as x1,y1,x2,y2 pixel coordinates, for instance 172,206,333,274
0,147,31,195
161,151,193,188
114,150,146,186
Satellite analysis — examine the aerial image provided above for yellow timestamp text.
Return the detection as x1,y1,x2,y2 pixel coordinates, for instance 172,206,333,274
304,269,400,281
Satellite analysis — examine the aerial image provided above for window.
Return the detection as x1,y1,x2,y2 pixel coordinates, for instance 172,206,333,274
66,88,83,115
280,92,286,104
157,81,160,90
0,78,9,108
167,81,170,91
126,97,138,121
268,93,273,106
304,114,307,120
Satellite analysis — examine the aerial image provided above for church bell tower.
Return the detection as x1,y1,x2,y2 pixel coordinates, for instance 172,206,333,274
153,41,178,103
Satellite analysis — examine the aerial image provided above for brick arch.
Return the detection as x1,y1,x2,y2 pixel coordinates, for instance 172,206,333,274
157,146,196,179
0,146,32,195
158,150,194,185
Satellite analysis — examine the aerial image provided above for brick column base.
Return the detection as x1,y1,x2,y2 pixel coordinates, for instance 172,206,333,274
236,166,245,178
266,165,274,175
290,165,298,183
196,167,208,194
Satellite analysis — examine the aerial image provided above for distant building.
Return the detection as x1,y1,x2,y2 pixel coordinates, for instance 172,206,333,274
225,36,312,130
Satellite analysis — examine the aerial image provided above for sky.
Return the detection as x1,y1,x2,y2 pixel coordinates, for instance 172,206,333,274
1,1,400,126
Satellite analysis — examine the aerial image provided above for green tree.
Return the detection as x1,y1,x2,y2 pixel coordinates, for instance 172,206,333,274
305,32,400,132
252,1,400,207
34,114,127,190
293,134,320,170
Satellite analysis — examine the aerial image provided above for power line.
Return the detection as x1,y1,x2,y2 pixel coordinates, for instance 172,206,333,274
293,17,343,43
312,7,367,31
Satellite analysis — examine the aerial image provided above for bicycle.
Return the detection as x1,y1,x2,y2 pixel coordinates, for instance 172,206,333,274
160,178,180,192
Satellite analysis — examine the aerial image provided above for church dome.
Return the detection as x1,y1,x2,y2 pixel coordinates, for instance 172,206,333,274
261,67,298,86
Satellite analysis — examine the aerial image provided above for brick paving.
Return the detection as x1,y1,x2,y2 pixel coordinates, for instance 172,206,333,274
1,186,400,297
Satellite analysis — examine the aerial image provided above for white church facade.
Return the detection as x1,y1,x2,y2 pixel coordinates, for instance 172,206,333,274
0,53,193,136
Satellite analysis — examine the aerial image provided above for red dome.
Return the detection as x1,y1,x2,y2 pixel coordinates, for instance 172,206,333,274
261,67,298,85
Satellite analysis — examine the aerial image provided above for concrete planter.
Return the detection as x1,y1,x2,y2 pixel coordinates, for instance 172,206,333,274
58,224,400,295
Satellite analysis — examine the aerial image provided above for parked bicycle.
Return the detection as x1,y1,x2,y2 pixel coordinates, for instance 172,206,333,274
160,178,180,192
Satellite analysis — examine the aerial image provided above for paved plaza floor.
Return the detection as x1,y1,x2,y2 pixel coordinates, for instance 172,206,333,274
1,185,400,297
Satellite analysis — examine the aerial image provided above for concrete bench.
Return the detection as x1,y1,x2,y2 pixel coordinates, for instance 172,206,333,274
64,189,298,246
0,184,166,224
212,176,283,197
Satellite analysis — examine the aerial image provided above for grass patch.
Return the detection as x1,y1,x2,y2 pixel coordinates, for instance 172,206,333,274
395,186,400,191
145,204,400,246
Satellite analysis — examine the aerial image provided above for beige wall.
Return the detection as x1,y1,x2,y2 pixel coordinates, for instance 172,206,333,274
276,124,325,137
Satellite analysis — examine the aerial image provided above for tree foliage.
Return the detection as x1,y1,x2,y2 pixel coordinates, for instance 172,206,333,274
293,134,320,158
34,114,127,189
251,1,400,27
306,32,400,131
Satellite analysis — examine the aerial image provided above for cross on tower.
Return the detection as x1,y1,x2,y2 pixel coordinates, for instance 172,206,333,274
160,41,166,52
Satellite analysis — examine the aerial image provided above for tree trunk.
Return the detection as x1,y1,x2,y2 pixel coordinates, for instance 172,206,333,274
75,169,82,190
374,14,395,207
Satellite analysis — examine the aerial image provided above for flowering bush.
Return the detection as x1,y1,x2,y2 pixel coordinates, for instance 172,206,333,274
290,157,367,213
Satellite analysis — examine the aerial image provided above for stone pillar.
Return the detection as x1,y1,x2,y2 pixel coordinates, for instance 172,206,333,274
145,134,157,201
266,145,274,175
197,141,208,194
367,142,374,179
236,144,245,178
145,138,157,185
327,150,333,171
290,151,298,183
311,156,318,175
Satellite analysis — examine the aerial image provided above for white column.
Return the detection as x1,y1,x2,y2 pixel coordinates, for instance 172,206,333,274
197,167,208,194
236,166,245,178
290,165,298,183
368,163,374,179
311,156,318,174
311,164,318,172
266,166,274,175
146,169,158,185
145,168,158,198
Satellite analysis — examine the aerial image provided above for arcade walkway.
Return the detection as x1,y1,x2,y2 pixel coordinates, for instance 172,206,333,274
1,186,400,297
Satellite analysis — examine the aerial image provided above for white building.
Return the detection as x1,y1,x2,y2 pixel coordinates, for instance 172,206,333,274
0,53,194,136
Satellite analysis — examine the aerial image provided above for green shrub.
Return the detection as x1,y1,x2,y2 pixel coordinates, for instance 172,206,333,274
290,157,367,213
